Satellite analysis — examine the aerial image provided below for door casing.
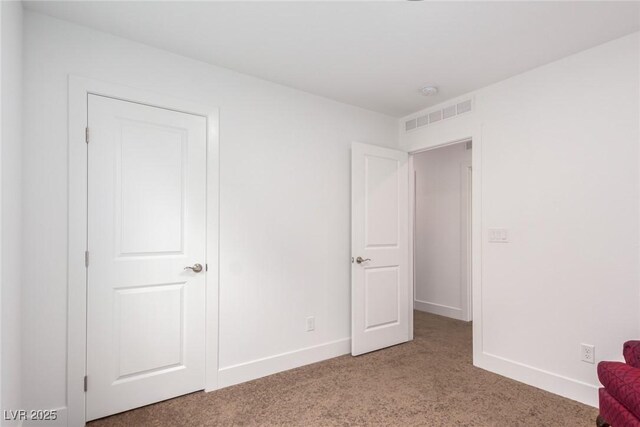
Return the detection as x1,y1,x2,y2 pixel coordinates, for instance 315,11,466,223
405,129,483,369
409,139,473,322
68,76,220,426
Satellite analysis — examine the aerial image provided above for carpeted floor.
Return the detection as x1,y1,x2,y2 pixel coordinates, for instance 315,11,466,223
90,311,598,426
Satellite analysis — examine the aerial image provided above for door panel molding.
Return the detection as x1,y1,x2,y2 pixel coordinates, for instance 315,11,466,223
68,76,219,426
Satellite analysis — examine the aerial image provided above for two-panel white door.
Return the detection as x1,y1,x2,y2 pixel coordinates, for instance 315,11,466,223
351,142,410,356
86,95,207,420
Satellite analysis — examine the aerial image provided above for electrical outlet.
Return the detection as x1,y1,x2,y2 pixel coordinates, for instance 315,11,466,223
306,316,315,332
581,344,595,364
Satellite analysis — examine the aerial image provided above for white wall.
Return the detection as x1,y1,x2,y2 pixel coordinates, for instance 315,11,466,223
21,11,398,417
1,1,23,423
413,142,471,321
401,33,640,406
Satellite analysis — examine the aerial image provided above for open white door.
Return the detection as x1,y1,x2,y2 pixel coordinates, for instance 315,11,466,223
351,142,410,356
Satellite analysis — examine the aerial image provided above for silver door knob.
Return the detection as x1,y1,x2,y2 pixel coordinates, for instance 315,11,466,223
356,257,371,264
184,263,203,273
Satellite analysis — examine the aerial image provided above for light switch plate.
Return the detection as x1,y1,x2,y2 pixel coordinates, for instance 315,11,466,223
489,228,509,243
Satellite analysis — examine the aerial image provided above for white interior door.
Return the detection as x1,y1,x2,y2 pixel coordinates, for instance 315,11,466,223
351,142,409,356
86,94,207,420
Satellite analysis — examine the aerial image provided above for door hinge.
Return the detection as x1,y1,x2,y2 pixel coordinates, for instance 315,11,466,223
85,251,89,268
83,376,88,392
85,127,90,144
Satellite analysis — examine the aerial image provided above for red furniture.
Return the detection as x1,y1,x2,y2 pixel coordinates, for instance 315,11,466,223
597,341,640,427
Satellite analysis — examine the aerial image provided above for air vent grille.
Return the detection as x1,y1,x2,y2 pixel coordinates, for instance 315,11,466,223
404,98,473,133
416,115,428,127
405,118,417,132
457,99,472,114
442,105,456,119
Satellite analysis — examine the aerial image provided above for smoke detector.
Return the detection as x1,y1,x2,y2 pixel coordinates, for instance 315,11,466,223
421,86,439,96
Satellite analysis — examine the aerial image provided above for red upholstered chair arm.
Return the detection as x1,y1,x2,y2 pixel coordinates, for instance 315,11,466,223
624,341,640,368
598,361,640,420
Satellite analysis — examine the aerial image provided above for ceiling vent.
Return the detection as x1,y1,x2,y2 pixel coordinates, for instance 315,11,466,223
442,105,456,120
404,98,473,133
416,115,428,127
405,118,417,131
428,110,442,123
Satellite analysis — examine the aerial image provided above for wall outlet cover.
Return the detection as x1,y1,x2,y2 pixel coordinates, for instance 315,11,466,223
581,343,595,364
306,316,315,332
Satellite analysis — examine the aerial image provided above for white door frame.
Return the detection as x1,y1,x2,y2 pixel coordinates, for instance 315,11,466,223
409,139,472,322
67,76,220,426
405,127,483,366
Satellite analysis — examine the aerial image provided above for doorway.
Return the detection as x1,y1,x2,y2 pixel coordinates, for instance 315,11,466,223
67,77,220,426
410,140,472,322
350,134,480,361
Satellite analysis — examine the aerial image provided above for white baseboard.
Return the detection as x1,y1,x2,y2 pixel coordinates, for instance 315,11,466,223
217,338,351,389
20,407,67,427
475,351,598,407
414,300,465,320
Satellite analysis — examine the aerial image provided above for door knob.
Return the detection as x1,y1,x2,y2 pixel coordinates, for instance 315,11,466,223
184,263,203,273
356,256,371,264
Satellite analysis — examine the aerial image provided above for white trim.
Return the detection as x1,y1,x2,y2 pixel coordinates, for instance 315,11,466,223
217,339,351,389
408,155,415,341
408,137,475,325
471,127,484,380
204,94,221,393
402,126,483,369
476,352,598,407
414,300,464,320
67,76,220,426
464,164,473,322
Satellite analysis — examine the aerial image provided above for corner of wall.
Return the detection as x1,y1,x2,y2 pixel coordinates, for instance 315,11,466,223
1,0,24,423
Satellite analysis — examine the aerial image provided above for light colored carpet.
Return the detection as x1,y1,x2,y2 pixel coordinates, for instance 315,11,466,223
90,311,598,426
